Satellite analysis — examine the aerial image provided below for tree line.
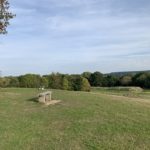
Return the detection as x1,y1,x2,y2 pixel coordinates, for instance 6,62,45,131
82,71,150,89
0,73,91,91
0,71,150,91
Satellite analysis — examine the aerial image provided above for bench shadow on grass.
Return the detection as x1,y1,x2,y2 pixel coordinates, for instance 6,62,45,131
28,97,38,103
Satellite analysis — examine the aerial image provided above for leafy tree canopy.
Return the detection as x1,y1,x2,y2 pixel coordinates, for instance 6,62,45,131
0,0,15,34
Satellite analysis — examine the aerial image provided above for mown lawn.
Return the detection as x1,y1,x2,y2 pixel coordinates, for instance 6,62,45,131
0,88,150,150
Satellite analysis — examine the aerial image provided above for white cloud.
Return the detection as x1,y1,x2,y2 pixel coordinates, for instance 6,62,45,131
0,0,150,75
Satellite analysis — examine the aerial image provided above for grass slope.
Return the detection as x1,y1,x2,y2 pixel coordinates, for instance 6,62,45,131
0,88,150,150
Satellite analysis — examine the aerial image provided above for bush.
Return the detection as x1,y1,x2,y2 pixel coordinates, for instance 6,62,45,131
80,77,91,92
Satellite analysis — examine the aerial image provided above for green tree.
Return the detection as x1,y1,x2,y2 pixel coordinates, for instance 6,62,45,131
18,74,41,88
133,73,150,88
48,73,62,89
8,77,19,87
41,77,49,88
89,72,104,86
62,76,69,90
69,75,91,91
120,75,132,86
104,75,119,87
0,0,15,34
80,77,91,92
0,77,10,87
69,75,80,91
82,72,92,80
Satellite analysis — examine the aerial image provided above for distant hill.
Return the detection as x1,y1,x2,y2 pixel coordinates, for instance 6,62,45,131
107,70,150,77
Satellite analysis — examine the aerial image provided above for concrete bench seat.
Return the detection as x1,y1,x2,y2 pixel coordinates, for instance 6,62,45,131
38,91,52,104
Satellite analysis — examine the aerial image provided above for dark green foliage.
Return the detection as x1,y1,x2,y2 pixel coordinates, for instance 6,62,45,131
89,72,104,86
104,75,119,87
133,72,150,88
69,75,91,91
67,75,91,91
109,70,150,77
69,75,82,91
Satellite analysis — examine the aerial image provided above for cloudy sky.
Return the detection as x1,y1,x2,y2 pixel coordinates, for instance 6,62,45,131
0,0,150,76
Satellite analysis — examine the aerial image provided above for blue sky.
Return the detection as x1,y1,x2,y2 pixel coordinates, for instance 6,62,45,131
0,0,150,76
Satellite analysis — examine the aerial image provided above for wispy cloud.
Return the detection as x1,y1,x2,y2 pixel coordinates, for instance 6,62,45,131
0,0,150,75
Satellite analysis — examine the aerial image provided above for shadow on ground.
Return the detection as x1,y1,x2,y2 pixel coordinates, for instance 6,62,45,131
28,97,38,103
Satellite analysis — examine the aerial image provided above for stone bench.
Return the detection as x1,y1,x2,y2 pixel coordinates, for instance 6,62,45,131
38,91,52,104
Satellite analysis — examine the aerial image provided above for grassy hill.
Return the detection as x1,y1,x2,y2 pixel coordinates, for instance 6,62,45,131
0,88,150,150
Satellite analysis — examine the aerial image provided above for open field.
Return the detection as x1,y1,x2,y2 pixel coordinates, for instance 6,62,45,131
0,88,150,150
92,87,150,100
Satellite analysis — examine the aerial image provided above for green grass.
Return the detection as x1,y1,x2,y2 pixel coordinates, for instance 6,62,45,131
0,88,150,150
92,87,150,100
